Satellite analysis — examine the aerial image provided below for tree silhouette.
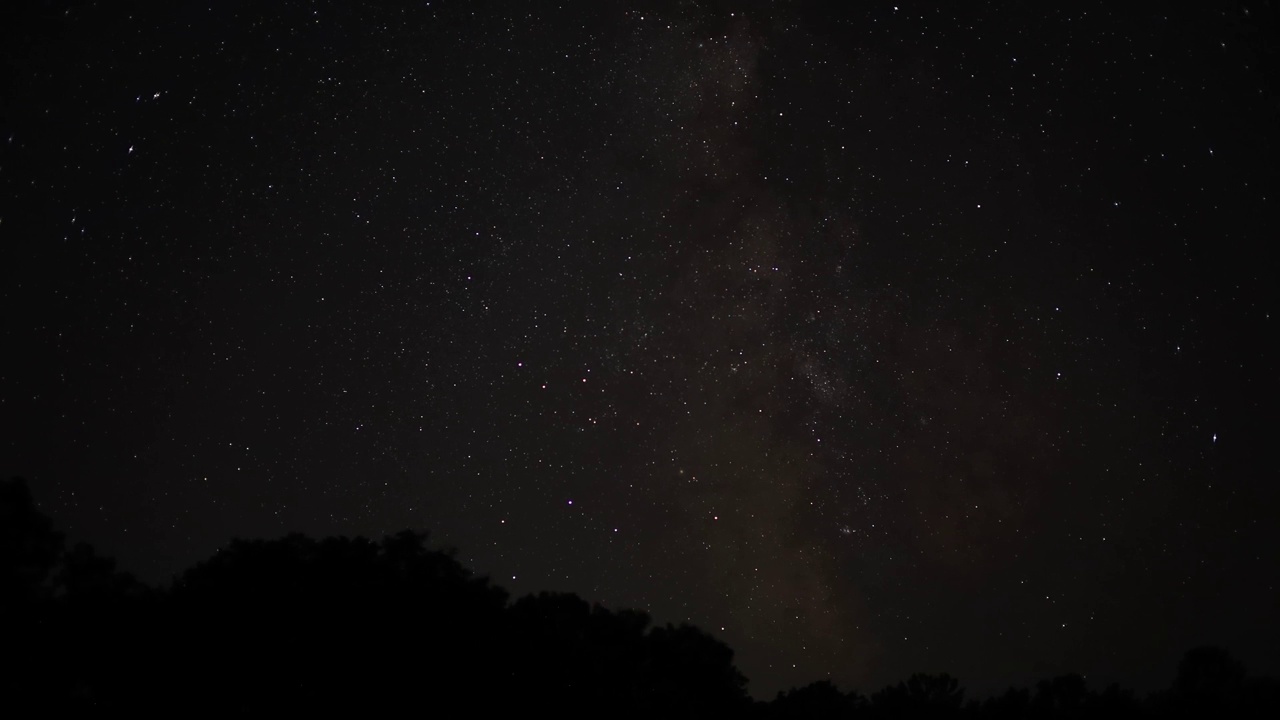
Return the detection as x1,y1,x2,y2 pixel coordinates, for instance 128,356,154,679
1152,645,1247,718
3,474,1278,718
870,673,964,718
1,477,64,607
1030,673,1089,717
980,686,1032,720
770,679,868,719
643,622,751,716
1,477,67,705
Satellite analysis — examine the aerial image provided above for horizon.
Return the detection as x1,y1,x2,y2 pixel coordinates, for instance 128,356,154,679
6,475,1272,706
3,0,1275,701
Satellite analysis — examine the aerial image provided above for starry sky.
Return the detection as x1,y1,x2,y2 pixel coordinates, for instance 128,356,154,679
2,0,1276,698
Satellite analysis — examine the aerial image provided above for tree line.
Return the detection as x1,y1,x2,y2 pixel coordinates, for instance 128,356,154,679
3,476,1276,716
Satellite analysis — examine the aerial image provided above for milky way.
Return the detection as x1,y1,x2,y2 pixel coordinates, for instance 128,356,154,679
3,1,1275,697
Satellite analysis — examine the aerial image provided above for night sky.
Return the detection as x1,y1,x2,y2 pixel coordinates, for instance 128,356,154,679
3,0,1276,698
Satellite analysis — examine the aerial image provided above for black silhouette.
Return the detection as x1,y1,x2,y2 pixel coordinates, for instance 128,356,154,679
3,476,1278,717
769,679,868,719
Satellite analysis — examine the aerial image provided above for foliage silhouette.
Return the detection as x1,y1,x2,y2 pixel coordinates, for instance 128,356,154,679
769,679,868,719
869,673,965,719
3,476,1278,717
1,476,63,605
